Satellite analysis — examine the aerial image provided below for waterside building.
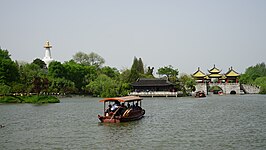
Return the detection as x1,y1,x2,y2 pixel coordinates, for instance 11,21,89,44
192,65,241,94
129,78,181,97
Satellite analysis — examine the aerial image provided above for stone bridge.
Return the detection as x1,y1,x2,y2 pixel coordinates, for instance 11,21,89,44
241,84,260,94
196,83,241,94
196,83,260,94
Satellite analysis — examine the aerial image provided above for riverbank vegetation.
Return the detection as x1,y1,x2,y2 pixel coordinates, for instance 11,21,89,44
0,95,60,103
1,48,265,99
0,48,197,98
240,62,266,94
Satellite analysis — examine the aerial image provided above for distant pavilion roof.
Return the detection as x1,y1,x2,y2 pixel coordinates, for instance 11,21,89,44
207,64,222,78
208,64,222,74
131,78,174,87
192,67,206,78
225,67,240,77
208,74,222,78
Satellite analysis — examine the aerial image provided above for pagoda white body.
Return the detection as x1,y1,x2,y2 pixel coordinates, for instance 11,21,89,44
42,41,54,67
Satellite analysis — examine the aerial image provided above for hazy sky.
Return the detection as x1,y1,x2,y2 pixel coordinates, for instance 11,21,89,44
1,0,266,74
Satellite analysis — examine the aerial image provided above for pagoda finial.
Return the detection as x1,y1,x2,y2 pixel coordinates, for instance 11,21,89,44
198,67,200,71
42,40,54,67
44,41,52,49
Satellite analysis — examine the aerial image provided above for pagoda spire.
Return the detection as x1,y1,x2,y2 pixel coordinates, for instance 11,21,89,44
42,41,54,67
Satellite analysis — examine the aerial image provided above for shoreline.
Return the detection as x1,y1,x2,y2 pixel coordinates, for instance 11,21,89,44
0,95,60,104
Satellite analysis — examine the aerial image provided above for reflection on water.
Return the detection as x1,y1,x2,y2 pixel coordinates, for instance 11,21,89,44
1,95,266,149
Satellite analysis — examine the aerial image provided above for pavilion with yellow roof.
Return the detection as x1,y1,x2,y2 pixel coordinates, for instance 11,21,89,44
225,66,240,83
192,67,207,83
192,65,241,95
192,65,240,83
208,64,222,79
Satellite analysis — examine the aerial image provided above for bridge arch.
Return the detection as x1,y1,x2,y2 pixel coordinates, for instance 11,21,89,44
195,83,240,95
230,90,236,94
209,85,223,94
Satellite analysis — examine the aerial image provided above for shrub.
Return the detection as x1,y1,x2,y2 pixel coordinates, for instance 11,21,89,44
0,95,60,103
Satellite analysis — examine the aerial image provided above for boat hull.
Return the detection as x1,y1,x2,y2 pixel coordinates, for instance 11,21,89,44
195,91,206,98
98,109,145,123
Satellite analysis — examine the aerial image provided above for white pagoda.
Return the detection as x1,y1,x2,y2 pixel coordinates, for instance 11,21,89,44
42,41,54,67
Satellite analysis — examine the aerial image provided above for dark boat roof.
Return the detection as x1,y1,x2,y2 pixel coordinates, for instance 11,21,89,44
131,78,174,87
99,96,142,103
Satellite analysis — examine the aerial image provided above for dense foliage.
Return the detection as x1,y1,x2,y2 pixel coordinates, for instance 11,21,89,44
0,48,133,97
3,47,264,97
240,62,266,94
0,49,19,84
179,74,196,95
157,65,179,83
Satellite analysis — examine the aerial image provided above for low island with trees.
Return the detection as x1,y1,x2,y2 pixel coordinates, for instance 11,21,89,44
0,47,265,104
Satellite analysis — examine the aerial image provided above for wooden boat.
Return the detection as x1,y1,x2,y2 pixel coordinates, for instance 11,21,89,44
98,96,145,123
195,91,206,98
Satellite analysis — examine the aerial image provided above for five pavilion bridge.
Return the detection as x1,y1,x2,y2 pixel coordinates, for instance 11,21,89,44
192,65,260,94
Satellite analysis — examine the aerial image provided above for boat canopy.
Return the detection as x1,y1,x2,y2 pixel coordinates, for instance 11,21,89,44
99,96,142,103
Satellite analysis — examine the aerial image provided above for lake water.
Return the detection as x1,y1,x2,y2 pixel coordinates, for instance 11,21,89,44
0,95,266,150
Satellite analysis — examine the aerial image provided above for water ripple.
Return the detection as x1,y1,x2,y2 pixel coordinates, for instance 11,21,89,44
0,95,266,149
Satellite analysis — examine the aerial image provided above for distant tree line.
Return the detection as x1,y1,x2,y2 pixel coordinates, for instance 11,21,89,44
240,62,266,94
0,48,202,97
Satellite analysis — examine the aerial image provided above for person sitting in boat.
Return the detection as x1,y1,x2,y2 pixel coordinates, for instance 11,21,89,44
118,103,127,116
105,104,112,116
135,102,141,110
111,101,121,112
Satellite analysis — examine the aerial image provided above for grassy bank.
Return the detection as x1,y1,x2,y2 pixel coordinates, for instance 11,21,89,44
0,95,60,103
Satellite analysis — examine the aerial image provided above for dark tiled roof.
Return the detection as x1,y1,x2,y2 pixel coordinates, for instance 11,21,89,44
131,78,174,87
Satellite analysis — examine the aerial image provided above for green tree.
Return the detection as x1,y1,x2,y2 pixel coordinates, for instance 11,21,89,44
0,83,11,95
49,77,76,94
259,85,266,94
88,52,105,67
128,57,146,82
73,52,89,65
179,74,196,94
146,66,155,77
0,49,19,84
254,76,266,87
101,66,120,79
129,69,139,83
86,74,119,97
138,58,144,74
73,51,105,67
63,60,98,93
18,63,45,93
32,58,47,69
157,65,179,82
239,62,266,94
120,69,131,83
48,61,66,78
240,62,266,84
254,76,266,94
11,83,24,94
32,76,42,95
